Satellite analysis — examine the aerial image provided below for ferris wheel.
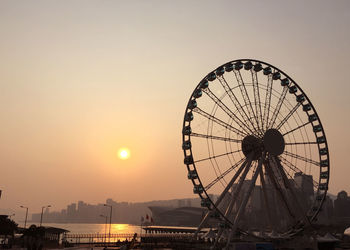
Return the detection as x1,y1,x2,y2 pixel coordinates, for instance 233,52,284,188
182,59,330,242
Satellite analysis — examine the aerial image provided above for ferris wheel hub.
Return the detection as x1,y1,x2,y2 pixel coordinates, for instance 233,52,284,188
241,135,262,160
241,128,285,159
263,128,285,156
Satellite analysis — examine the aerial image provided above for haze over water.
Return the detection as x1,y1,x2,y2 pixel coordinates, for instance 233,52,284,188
1,0,350,218
41,223,140,235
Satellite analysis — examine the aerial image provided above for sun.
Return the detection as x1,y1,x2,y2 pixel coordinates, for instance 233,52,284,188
118,148,130,160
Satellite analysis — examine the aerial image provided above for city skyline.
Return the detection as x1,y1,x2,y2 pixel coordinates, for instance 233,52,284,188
13,185,350,227
29,197,202,224
1,0,350,213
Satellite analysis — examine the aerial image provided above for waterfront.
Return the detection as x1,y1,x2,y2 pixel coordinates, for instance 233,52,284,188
38,223,141,235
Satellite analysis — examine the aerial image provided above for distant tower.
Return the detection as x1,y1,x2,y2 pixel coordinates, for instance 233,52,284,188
45,207,50,214
294,172,314,197
67,203,77,221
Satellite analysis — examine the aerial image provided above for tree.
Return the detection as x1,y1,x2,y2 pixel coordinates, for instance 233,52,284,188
0,215,18,236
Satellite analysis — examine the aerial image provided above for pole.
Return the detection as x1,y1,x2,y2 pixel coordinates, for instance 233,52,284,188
105,216,108,245
100,214,108,246
40,207,44,226
140,221,142,237
24,207,28,229
104,204,113,245
20,206,29,229
40,205,51,227
140,220,142,246
109,206,112,244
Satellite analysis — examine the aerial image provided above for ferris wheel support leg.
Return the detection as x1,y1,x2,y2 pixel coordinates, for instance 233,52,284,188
224,157,253,217
212,225,225,248
272,156,311,227
215,156,254,245
264,161,296,226
212,155,254,246
195,158,249,237
225,153,265,248
259,167,273,232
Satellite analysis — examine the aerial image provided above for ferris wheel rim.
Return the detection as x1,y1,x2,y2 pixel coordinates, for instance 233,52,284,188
182,59,330,236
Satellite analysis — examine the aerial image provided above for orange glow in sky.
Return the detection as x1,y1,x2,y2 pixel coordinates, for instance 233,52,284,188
0,0,349,215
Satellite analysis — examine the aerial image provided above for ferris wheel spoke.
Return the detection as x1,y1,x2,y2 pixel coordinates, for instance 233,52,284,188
214,157,253,245
196,158,248,235
262,74,273,131
192,107,248,137
251,70,263,133
278,159,309,190
195,149,241,164
263,160,296,220
283,151,319,166
283,121,311,136
191,132,242,143
276,102,302,130
226,154,264,244
204,157,246,193
271,156,311,224
203,88,255,135
285,141,317,145
279,156,318,189
269,86,288,129
217,76,256,134
223,155,254,218
232,70,260,135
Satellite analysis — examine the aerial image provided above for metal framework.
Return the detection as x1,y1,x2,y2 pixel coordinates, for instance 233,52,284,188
182,59,330,245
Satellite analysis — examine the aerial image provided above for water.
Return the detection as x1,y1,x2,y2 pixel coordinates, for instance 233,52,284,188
40,223,141,235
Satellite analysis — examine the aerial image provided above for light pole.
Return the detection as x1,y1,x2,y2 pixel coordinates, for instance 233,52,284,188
103,204,112,244
100,214,108,244
40,205,51,227
20,206,29,229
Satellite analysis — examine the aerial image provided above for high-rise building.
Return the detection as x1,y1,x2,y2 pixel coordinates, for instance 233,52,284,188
334,191,350,217
67,203,76,221
294,172,314,198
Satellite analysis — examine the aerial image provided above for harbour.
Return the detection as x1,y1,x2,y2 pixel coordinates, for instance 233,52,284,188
40,223,141,235
3,222,348,249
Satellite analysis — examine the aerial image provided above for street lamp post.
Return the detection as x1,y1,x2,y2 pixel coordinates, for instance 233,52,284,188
20,206,29,229
100,214,108,245
40,205,51,227
103,204,112,244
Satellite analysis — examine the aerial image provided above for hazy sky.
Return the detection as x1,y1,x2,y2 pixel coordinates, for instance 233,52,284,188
1,0,350,217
